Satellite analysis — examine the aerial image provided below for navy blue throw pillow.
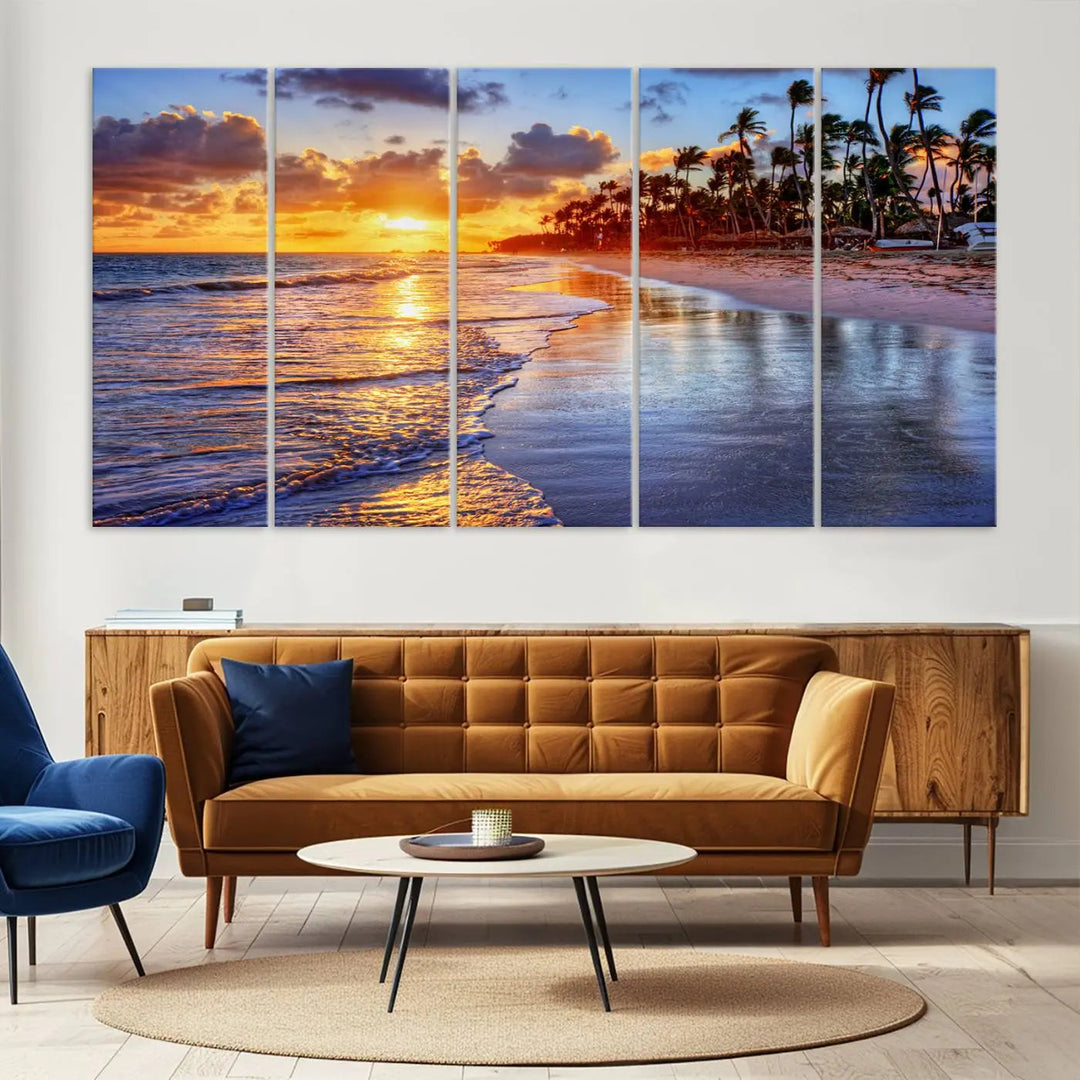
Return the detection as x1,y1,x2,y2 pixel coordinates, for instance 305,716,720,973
222,658,357,786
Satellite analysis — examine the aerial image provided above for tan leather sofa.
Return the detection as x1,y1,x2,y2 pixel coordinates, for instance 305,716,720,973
149,632,895,949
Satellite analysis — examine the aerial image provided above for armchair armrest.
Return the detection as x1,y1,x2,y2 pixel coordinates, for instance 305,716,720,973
26,754,165,888
149,671,234,875
786,670,895,866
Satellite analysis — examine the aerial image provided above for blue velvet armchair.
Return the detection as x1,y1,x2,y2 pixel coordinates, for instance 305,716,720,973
0,645,165,1003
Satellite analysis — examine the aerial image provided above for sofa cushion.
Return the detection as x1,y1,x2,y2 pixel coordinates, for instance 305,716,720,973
222,658,358,786
0,805,135,889
203,772,839,854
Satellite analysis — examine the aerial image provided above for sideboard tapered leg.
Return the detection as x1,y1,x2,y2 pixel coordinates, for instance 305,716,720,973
987,817,998,896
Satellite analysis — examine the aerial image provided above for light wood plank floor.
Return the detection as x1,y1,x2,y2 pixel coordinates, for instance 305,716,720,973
1,877,1078,1080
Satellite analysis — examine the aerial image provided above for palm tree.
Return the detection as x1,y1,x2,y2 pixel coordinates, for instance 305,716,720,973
675,145,708,188
719,107,768,238
841,119,878,223
859,75,880,236
599,179,618,224
948,108,997,212
786,78,814,225
906,73,948,247
672,145,708,246
965,142,997,222
709,151,742,237
818,113,846,176
647,172,675,238
978,144,997,220
868,68,924,231
768,146,796,229
909,122,949,199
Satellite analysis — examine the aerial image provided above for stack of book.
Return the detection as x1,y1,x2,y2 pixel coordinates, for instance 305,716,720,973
104,608,243,630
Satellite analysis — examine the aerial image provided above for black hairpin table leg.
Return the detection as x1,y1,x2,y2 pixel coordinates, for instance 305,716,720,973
387,877,424,1013
379,877,410,984
572,876,611,1011
586,876,617,981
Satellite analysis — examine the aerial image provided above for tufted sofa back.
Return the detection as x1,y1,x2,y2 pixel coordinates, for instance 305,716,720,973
188,634,838,777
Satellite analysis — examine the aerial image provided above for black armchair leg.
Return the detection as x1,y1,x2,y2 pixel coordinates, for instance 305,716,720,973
6,916,17,1005
27,917,36,966
108,905,145,977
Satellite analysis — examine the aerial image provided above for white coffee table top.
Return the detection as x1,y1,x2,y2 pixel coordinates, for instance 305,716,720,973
297,834,697,879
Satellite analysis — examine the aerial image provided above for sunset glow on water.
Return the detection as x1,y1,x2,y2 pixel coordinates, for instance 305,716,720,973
92,66,995,528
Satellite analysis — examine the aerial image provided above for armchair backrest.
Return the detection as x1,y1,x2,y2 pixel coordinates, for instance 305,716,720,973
0,646,54,805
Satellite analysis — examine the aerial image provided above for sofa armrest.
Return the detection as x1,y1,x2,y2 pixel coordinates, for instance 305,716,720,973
149,671,234,874
26,754,165,888
786,670,895,865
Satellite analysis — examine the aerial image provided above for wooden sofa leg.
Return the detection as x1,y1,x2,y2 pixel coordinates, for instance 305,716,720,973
811,876,831,946
223,877,236,924
788,877,802,923
205,877,223,949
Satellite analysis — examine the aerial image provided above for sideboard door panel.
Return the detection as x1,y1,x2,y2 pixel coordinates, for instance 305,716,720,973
87,633,209,756
827,633,1023,815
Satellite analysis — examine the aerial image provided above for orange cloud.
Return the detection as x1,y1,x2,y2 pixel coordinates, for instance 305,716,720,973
93,106,266,252
275,146,446,217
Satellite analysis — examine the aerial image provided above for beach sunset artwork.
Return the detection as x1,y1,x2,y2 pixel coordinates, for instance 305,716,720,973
92,64,997,532
273,69,451,526
636,68,816,526
456,68,633,527
92,68,268,526
820,68,996,526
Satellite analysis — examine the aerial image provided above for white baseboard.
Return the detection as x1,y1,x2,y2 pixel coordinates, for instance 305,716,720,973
151,834,1080,885
861,833,1080,882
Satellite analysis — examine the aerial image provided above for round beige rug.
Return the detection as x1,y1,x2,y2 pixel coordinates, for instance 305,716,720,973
93,947,925,1066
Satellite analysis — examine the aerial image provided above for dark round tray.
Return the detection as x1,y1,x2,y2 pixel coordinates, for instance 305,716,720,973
399,834,545,861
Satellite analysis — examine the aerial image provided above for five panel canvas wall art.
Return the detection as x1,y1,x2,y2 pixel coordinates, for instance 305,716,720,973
92,66,996,528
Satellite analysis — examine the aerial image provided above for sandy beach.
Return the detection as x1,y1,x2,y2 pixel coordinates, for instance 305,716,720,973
567,250,994,334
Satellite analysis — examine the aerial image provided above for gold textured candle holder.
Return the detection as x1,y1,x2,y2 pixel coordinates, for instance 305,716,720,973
471,808,513,846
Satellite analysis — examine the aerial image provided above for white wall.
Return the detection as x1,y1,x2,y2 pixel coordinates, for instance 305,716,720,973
2,0,1078,881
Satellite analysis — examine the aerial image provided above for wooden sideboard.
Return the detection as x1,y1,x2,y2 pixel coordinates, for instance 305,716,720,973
86,623,1029,891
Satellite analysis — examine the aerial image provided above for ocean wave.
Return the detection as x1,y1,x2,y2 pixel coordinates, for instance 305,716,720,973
456,323,542,447
456,304,606,326
95,435,447,524
275,441,446,503
93,266,412,302
93,480,267,527
103,367,447,395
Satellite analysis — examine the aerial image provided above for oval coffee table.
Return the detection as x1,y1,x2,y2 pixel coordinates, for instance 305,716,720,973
298,834,696,1012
